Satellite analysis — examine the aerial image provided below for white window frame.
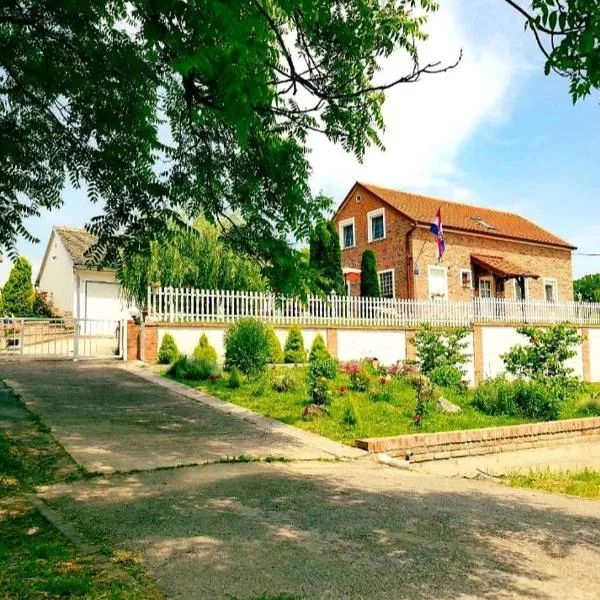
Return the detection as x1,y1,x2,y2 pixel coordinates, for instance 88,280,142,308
338,217,355,249
367,208,386,243
378,268,395,298
543,278,558,303
478,276,493,298
514,278,529,300
428,265,448,300
459,269,473,289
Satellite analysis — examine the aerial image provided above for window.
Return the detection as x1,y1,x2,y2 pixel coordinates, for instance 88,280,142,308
460,269,472,288
514,278,527,300
544,278,558,302
367,208,386,242
378,269,395,298
428,266,448,299
338,218,355,249
479,278,492,298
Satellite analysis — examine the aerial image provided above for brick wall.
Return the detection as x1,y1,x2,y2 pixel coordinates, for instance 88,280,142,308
333,186,414,298
127,321,141,360
126,321,157,363
357,417,600,462
411,227,574,302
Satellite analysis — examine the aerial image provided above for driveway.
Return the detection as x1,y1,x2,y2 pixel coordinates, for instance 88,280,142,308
0,361,360,472
40,460,600,600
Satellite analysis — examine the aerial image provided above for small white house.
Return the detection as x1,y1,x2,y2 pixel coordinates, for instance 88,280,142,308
37,226,129,321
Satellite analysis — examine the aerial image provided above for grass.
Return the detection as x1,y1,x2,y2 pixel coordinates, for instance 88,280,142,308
0,386,165,600
505,468,600,499
169,367,600,445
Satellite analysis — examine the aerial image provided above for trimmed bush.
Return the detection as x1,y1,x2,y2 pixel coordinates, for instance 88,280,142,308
272,373,298,393
284,326,306,363
266,326,284,363
192,333,218,363
158,333,180,364
225,318,270,376
227,367,242,389
360,250,380,297
309,334,330,362
472,376,560,421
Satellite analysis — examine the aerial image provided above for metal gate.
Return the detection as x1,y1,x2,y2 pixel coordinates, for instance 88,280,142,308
0,318,124,360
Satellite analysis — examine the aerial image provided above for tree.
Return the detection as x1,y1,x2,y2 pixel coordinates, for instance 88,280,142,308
360,250,380,297
1,0,455,294
2,256,34,315
574,273,600,302
309,219,346,296
117,217,266,307
503,0,600,103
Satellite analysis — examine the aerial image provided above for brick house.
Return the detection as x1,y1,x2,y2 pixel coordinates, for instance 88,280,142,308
332,182,576,302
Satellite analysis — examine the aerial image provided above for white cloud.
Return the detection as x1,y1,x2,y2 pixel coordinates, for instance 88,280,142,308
308,0,533,207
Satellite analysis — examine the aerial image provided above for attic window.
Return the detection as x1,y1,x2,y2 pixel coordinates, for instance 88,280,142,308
471,217,497,231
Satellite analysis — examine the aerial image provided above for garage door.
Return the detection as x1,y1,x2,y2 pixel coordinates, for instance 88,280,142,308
85,281,123,321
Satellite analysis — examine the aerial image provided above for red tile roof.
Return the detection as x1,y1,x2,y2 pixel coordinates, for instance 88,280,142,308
355,182,575,250
471,254,539,279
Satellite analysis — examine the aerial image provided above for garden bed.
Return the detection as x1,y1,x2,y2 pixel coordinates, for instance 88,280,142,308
168,366,600,444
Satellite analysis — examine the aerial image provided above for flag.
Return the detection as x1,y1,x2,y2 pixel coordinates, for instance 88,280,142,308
430,208,445,261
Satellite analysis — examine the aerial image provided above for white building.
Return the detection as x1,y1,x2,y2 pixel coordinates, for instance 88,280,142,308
37,226,130,321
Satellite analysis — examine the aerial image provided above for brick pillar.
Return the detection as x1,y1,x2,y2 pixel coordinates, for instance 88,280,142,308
126,321,141,361
326,329,338,359
405,330,416,362
582,328,591,383
142,323,158,364
473,325,484,385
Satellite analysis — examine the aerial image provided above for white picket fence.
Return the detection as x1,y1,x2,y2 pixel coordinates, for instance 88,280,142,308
146,287,600,327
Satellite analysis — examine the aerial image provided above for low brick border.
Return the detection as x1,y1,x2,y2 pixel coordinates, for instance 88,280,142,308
356,417,600,463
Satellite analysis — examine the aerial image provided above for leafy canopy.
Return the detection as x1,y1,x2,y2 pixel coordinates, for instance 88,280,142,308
411,324,470,376
1,0,450,294
309,219,346,296
117,217,266,306
574,273,600,302
2,256,34,316
504,0,600,103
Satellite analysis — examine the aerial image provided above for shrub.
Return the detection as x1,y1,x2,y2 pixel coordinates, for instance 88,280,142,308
265,326,283,363
158,333,180,364
412,324,470,376
308,356,338,380
31,290,57,317
429,365,465,391
192,333,217,363
360,250,380,297
472,376,560,421
167,356,218,380
309,334,330,362
408,375,438,427
340,401,358,426
308,376,332,406
227,367,242,389
574,396,600,418
2,257,34,316
502,323,583,400
284,326,306,363
272,373,298,393
225,318,270,376
343,361,371,391
369,387,393,403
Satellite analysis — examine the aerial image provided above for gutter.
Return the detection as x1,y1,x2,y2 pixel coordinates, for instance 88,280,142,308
406,221,417,299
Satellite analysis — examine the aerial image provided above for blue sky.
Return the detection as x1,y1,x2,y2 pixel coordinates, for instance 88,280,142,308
2,0,599,285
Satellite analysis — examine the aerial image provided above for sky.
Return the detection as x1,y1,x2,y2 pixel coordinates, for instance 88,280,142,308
2,0,599,285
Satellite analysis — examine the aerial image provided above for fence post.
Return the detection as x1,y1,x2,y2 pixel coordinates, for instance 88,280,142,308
19,319,24,355
73,320,79,361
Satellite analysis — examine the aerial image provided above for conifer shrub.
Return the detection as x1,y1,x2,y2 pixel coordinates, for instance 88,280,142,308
192,333,218,363
158,333,180,364
284,325,307,363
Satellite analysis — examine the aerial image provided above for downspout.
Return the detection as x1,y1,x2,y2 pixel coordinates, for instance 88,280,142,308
406,221,418,299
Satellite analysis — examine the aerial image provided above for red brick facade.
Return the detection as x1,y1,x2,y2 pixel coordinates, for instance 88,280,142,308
333,184,574,301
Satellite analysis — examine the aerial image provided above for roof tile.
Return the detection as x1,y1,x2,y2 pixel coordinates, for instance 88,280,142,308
54,226,98,265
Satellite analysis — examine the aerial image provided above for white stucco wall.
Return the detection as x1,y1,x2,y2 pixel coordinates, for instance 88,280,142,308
37,232,76,315
462,332,475,386
159,327,227,358
589,329,600,383
481,326,584,380
274,328,327,356
337,329,406,365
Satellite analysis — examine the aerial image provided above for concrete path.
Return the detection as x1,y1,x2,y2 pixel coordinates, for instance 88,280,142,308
0,361,362,473
40,459,600,600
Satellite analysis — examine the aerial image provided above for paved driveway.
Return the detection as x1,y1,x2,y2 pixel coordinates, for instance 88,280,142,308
0,361,360,472
41,460,600,600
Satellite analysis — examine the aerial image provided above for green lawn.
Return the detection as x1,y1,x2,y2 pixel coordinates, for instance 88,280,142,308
170,367,600,444
0,386,165,600
505,468,600,499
